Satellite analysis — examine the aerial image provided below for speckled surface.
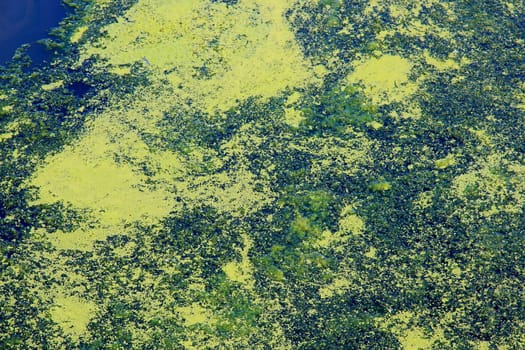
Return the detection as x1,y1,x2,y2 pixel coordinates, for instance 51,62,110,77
1,0,524,348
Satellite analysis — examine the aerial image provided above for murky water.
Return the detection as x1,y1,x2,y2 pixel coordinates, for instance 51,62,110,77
0,0,66,64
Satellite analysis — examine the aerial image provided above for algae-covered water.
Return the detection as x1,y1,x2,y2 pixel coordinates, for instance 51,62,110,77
1,0,524,349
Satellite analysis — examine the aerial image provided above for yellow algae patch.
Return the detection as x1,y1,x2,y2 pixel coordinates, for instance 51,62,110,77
366,120,383,130
346,55,417,105
50,294,97,340
47,226,122,251
452,153,525,218
315,230,341,249
393,102,423,120
1,120,31,143
284,107,305,128
109,66,132,76
377,311,444,350
42,80,64,91
28,103,177,250
367,1,457,42
80,0,319,114
222,234,255,289
286,91,302,106
29,79,275,251
423,50,460,71
112,240,137,258
469,128,493,147
0,132,13,142
474,341,491,350
319,277,351,299
176,303,215,327
364,247,377,259
422,50,471,74
400,328,433,350
370,180,392,191
30,143,173,227
413,191,433,209
177,167,274,217
338,205,364,235
1,105,13,112
70,25,88,44
314,205,364,250
435,154,456,169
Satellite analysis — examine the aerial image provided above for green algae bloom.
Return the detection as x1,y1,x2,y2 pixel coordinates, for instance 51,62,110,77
0,0,524,349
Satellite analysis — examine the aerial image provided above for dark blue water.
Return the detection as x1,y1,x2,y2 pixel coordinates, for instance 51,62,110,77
0,0,67,65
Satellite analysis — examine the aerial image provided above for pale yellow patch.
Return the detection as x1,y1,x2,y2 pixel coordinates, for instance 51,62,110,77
284,107,305,128
398,103,423,120
314,205,364,250
48,225,130,252
338,211,364,235
370,180,392,191
435,154,456,169
319,277,351,299
452,152,525,219
364,247,377,258
346,55,417,105
1,105,13,112
377,311,445,350
22,2,341,348
366,121,383,130
70,25,89,43
176,303,215,327
451,266,462,276
285,91,302,106
400,327,433,350
113,241,137,257
50,294,97,340
3,120,23,136
81,0,319,114
475,341,490,350
0,132,13,142
28,94,175,250
368,1,456,43
315,230,341,249
177,168,274,217
313,64,329,78
222,234,255,289
29,0,299,255
413,191,433,209
30,137,173,227
423,50,460,71
29,81,274,249
42,80,64,91
469,128,493,147
110,66,132,76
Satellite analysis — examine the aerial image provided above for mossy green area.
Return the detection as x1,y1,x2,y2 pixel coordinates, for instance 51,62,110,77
1,0,524,349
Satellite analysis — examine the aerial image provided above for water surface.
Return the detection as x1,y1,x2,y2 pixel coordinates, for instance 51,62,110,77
0,0,66,64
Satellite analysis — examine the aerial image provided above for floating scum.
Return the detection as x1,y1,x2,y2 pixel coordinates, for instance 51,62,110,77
27,0,327,344
2,0,523,348
31,0,323,247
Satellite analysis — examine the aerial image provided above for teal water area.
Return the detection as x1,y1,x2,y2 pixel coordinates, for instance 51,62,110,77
0,0,67,64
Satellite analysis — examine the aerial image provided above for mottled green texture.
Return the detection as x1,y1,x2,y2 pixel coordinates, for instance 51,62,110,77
1,0,524,349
